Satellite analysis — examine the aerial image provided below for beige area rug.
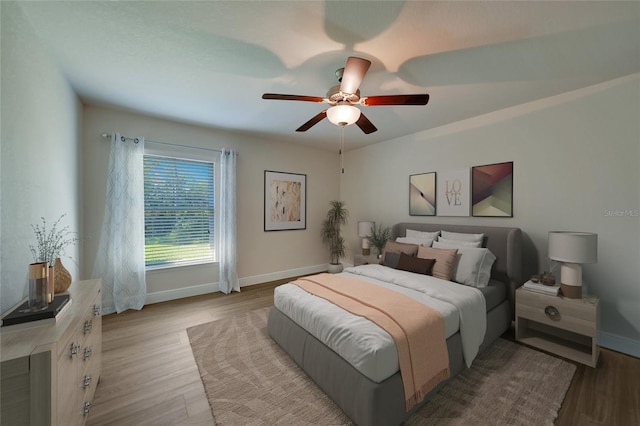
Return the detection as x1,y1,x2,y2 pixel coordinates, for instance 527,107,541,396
187,307,576,426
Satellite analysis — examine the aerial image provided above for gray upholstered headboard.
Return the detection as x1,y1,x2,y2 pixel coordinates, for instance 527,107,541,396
391,223,523,316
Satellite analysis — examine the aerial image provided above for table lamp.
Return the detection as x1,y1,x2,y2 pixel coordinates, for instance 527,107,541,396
548,231,597,298
357,221,375,255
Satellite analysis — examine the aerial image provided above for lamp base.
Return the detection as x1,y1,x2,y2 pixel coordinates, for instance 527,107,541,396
560,263,582,298
561,284,581,299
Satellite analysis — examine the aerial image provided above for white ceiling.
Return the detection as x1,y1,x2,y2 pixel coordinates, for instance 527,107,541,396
17,1,640,151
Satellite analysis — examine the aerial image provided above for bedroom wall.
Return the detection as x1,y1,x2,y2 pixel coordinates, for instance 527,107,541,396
341,74,640,357
0,2,82,314
81,105,339,302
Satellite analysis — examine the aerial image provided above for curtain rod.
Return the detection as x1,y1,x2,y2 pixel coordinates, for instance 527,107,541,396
100,133,222,153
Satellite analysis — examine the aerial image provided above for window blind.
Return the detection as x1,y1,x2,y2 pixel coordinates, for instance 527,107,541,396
143,155,215,267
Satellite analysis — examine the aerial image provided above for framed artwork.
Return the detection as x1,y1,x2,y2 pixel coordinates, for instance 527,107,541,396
437,169,470,217
409,172,436,216
264,170,306,231
471,161,513,217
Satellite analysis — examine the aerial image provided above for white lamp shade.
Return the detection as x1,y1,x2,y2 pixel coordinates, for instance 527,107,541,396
548,232,597,264
326,104,361,126
357,221,375,237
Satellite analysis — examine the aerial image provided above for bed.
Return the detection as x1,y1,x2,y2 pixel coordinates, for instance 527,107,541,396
268,223,523,426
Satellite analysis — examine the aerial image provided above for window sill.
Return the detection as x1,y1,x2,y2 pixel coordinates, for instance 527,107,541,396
146,260,218,272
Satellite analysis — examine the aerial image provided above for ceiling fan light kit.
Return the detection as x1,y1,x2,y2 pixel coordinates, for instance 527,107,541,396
262,56,429,134
326,104,361,127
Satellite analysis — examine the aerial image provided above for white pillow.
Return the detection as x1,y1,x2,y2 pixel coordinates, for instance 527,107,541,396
406,229,440,240
432,241,496,287
396,236,434,247
440,230,484,242
437,237,482,248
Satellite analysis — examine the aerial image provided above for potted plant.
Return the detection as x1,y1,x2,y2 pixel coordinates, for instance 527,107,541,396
321,200,349,273
366,223,391,258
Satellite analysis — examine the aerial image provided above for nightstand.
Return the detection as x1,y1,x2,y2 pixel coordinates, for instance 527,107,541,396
515,287,600,367
353,253,380,266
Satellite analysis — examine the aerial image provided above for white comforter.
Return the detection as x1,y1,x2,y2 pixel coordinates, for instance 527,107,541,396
273,264,486,384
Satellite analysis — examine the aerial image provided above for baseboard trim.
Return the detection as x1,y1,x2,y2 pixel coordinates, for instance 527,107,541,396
145,264,328,305
238,264,327,287
599,331,640,358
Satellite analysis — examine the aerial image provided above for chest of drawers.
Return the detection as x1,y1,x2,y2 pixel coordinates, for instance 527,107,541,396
1,279,102,425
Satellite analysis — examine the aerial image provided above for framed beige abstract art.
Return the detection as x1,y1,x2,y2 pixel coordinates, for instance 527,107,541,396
264,170,306,231
409,172,436,216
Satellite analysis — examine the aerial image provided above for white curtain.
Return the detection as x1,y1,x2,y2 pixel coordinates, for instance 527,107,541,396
219,149,239,294
92,133,146,314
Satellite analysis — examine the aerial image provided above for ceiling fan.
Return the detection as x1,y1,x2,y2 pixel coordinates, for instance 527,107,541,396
262,57,429,134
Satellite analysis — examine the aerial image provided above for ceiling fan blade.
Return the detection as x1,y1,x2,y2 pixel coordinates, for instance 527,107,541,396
355,113,377,134
296,110,327,132
262,93,324,102
362,94,429,106
340,57,371,95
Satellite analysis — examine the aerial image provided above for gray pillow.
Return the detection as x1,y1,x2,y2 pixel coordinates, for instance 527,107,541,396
382,252,401,269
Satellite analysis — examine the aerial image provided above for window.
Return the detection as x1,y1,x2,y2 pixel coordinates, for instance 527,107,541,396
143,154,215,268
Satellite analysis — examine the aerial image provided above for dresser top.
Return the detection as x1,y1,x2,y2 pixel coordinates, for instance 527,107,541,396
1,279,101,362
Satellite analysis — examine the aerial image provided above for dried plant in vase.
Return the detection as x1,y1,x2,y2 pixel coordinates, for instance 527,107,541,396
29,214,79,294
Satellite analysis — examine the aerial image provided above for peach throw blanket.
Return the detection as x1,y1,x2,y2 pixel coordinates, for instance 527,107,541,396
292,273,449,411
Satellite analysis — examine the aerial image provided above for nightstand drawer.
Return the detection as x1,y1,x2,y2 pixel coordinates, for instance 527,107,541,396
517,289,597,322
517,303,596,337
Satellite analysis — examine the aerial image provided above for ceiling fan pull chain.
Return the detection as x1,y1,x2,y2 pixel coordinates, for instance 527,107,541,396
340,126,345,174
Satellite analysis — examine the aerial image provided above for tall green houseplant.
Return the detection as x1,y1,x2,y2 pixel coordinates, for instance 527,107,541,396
321,200,349,272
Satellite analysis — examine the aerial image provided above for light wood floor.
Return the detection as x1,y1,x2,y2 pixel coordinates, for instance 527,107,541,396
87,281,639,426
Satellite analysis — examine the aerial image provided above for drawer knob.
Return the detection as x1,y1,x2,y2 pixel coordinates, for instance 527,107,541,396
544,305,560,320
84,319,93,334
82,375,93,389
70,343,80,358
83,347,93,361
83,401,92,415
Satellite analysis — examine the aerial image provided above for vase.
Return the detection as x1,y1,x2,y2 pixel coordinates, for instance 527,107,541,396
54,258,72,293
27,262,49,311
47,264,55,303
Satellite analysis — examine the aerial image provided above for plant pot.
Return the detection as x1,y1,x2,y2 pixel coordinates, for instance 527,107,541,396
327,263,344,274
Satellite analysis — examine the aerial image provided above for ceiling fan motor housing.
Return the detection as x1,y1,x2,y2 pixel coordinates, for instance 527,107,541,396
327,85,360,104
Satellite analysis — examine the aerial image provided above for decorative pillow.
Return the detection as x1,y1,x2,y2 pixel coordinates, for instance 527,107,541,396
381,240,419,265
440,230,484,242
416,246,458,281
432,241,496,287
396,252,435,275
437,237,482,248
382,252,401,269
406,229,440,240
396,236,434,247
